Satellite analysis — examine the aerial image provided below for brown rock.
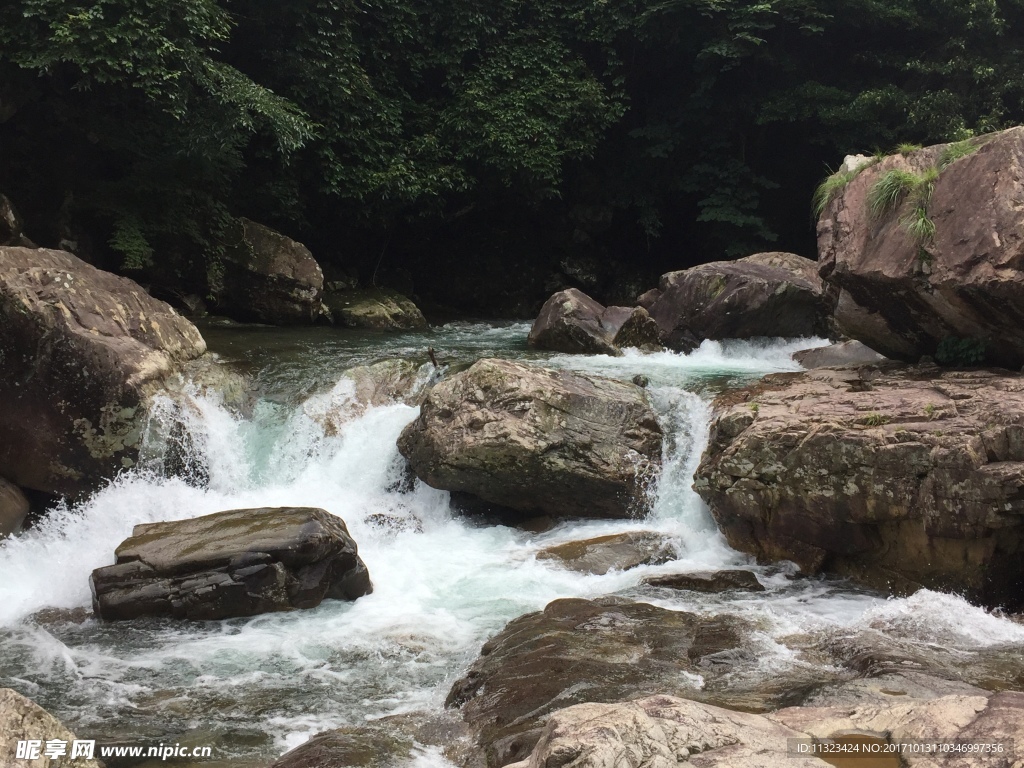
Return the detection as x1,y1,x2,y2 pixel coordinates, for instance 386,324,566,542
793,339,887,368
643,569,765,593
694,364,1024,607
0,247,207,497
817,128,1024,368
0,688,101,768
445,597,749,767
538,532,675,575
90,507,372,621
0,478,29,538
270,724,412,768
397,359,662,520
528,288,661,355
648,252,832,351
220,218,325,325
636,288,662,309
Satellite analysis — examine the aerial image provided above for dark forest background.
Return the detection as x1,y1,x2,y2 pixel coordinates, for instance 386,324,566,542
2,0,1023,316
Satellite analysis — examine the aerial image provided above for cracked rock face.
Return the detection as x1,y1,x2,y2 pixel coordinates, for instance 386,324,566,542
90,507,372,621
0,247,207,498
818,127,1024,368
397,358,662,521
694,363,1024,607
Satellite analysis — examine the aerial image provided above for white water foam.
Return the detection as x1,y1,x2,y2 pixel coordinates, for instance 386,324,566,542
1,333,1021,761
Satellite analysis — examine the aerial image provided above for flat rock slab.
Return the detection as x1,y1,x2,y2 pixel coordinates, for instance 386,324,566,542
446,597,760,767
694,363,1024,607
643,569,765,593
793,340,887,368
398,358,662,520
91,507,371,621
538,531,675,575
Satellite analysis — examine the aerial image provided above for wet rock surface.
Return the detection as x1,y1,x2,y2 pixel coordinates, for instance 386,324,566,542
538,532,676,575
220,218,325,325
445,597,755,767
647,252,832,351
694,363,1024,607
0,478,29,539
0,246,207,498
397,358,662,520
0,688,101,768
91,507,372,621
325,287,427,330
528,288,660,355
643,569,765,593
818,128,1024,368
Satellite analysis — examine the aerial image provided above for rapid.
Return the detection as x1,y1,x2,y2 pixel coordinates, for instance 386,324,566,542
1,322,1023,766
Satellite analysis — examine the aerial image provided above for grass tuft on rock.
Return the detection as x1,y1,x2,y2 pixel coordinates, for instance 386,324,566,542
868,169,921,215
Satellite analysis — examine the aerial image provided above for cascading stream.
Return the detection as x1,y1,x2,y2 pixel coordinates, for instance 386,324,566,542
1,323,1023,766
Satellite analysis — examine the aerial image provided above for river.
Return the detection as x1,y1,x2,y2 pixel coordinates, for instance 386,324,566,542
1,321,1023,766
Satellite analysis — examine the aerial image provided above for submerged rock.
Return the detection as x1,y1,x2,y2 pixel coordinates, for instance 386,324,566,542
537,531,675,575
220,218,325,325
793,339,887,368
527,288,661,355
90,507,371,621
694,364,1024,607
0,688,101,768
397,358,662,521
270,724,413,768
325,287,427,330
647,252,832,351
0,246,207,498
818,128,1024,368
0,478,29,538
643,569,765,593
446,597,750,766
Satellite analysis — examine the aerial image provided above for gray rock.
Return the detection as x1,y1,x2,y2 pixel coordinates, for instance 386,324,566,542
220,218,325,325
793,339,887,368
90,507,371,621
643,569,765,593
397,359,662,520
324,288,427,330
0,478,29,538
0,194,35,247
0,688,101,768
538,532,675,575
648,252,833,351
0,247,207,498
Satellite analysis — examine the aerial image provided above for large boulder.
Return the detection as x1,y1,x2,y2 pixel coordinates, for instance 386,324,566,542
0,688,101,768
504,696,826,768
507,688,1024,768
694,364,1024,607
220,218,325,324
647,252,832,351
90,507,372,621
0,247,207,497
324,287,427,330
817,128,1024,368
445,597,752,767
792,339,887,368
397,359,662,520
0,478,29,538
527,288,661,355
